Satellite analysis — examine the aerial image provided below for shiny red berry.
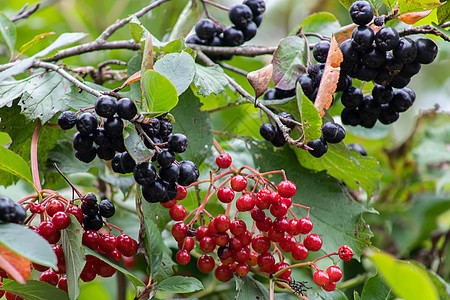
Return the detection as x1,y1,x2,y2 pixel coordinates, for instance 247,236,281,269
46,200,65,217
235,263,249,276
297,218,313,234
313,270,329,286
52,211,71,229
197,254,215,273
117,234,138,257
67,205,83,224
82,230,99,250
230,175,247,192
230,219,247,236
215,264,234,282
171,222,188,242
199,236,216,253
236,194,255,212
217,187,235,203
251,234,270,253
58,276,68,293
39,269,59,286
257,251,275,273
176,249,191,265
338,245,354,261
174,185,188,201
326,266,343,282
215,153,232,169
169,204,187,221
255,189,271,209
99,234,117,253
274,262,291,279
214,214,231,232
323,281,337,292
304,234,322,251
277,180,296,198
292,244,309,260
178,236,195,252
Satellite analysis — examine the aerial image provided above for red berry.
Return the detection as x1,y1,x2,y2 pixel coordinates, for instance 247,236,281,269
53,245,66,274
171,222,188,242
273,217,289,233
251,234,270,253
230,219,247,236
195,226,210,241
82,230,99,250
255,216,273,232
97,260,116,277
255,189,271,209
278,235,296,252
199,236,216,253
80,261,97,282
67,205,83,224
99,234,117,253
123,256,135,269
52,211,71,229
30,203,45,214
116,234,138,257
214,214,230,232
169,204,187,221
174,185,187,201
287,219,299,235
235,263,249,276
197,254,215,273
304,234,322,251
274,262,291,279
107,249,122,262
38,221,60,244
326,266,343,282
240,230,252,246
217,187,235,203
313,270,329,286
232,247,250,263
323,281,337,292
246,251,258,266
39,269,59,286
291,244,309,261
281,197,292,208
230,175,247,192
178,236,195,252
257,251,275,273
250,208,266,222
269,192,281,205
229,236,243,251
236,194,256,212
46,200,65,217
297,218,313,234
5,292,23,300
58,276,68,293
338,245,354,261
33,262,49,272
176,249,191,265
268,228,284,242
160,199,177,209
214,232,230,247
216,153,232,169
270,203,288,218
208,219,218,235
277,180,296,198
215,264,234,282
218,245,233,260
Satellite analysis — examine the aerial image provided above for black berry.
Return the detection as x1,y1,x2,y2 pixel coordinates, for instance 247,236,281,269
351,25,374,52
372,84,393,104
168,133,188,153
393,38,417,64
117,98,137,120
95,95,117,118
243,0,266,16
104,116,124,137
159,163,180,183
178,160,200,186
195,19,217,40
222,26,244,46
374,27,399,51
73,132,94,153
75,147,97,163
389,89,412,112
307,138,328,158
242,22,258,41
260,123,276,141
120,152,136,174
378,104,399,124
133,162,157,186
111,153,125,174
414,38,438,64
361,46,386,68
157,149,176,168
142,178,167,203
83,214,103,231
349,1,374,25
58,111,77,130
313,41,330,63
229,4,253,29
341,108,360,126
321,122,346,143
99,199,115,218
76,113,98,136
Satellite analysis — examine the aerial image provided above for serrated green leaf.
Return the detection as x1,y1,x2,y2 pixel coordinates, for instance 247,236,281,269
0,146,35,190
0,12,16,56
142,70,179,113
171,89,213,166
398,0,442,13
0,72,42,108
361,274,394,300
61,215,86,300
168,0,202,41
0,280,70,300
293,142,382,198
437,1,450,24
272,36,306,90
289,12,340,37
367,250,439,300
61,82,109,111
142,200,164,276
235,275,270,300
193,64,229,96
154,51,196,96
157,276,203,293
0,223,57,269
84,248,145,288
124,126,154,164
297,83,321,141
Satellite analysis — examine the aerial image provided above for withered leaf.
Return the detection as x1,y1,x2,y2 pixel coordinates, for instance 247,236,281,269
398,10,433,25
0,244,31,284
247,64,273,99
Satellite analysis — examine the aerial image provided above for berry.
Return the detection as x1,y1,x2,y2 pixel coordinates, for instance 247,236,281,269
390,74,410,89
242,21,258,41
172,222,188,242
354,63,378,81
279,235,296,252
235,263,250,276
230,175,247,192
81,203,98,216
321,122,346,144
120,152,136,173
323,281,337,292
393,38,418,64
349,1,374,25
199,236,216,253
197,254,215,273
361,46,386,68
97,260,116,277
99,199,115,218
38,221,60,243
297,218,313,234
93,128,109,146
251,234,270,253
75,147,97,163
313,41,330,63
58,276,68,293
277,180,296,198
58,111,77,130
117,98,137,120
214,214,231,232
72,132,94,153
229,4,253,29
338,245,354,261
255,216,273,232
341,108,360,126
178,236,195,252
157,149,175,169
195,19,217,40
372,84,393,104
304,234,322,251
95,95,117,118
257,251,275,273
236,194,256,211
97,145,115,160
260,123,277,141
253,14,263,27
340,40,360,71
168,133,188,153
117,234,138,257
176,249,191,265
255,189,271,209
216,153,232,169
161,199,177,209
159,163,180,183
342,86,363,109
76,113,98,136
269,202,288,218
82,230,99,249
273,217,289,233
142,178,166,203
389,89,412,112
313,270,329,286
169,204,187,221
374,26,399,51
172,185,187,201
243,0,266,16
399,62,421,78
230,220,247,236
274,262,291,279
40,269,59,286
133,162,157,186
351,26,374,52
378,104,399,124
215,264,234,282
307,137,328,158
326,266,343,282
83,214,103,231
80,261,97,282
271,127,286,147
52,211,71,229
177,160,200,186
414,38,438,64
292,244,309,260
222,26,244,46
217,187,235,203
99,234,117,253
251,208,266,222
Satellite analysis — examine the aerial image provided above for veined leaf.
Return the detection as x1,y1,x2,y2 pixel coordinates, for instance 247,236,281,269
0,146,35,190
157,276,203,293
0,280,70,300
0,12,16,57
142,69,179,113
193,64,229,96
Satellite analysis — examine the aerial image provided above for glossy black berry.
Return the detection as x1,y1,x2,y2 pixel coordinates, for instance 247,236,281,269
133,162,156,186
390,75,410,89
297,74,316,99
142,178,167,203
307,137,328,158
354,63,378,81
374,27,399,51
403,87,416,102
414,38,438,64
195,19,217,40
243,0,265,16
111,153,125,174
399,62,421,78
75,147,97,163
159,163,180,183
253,14,263,27
110,134,127,152
95,95,117,118
372,84,393,104
168,133,188,153
97,145,115,161
341,108,360,126
229,4,253,29
12,204,27,224
336,73,352,92
307,63,324,86
99,199,115,218
260,123,276,141
117,98,137,120
158,119,173,137
321,122,346,143
340,40,361,72
142,118,160,137
156,149,176,168
313,41,330,63
222,26,244,46
385,53,403,75
185,34,206,45
351,25,374,52
120,152,136,174
271,128,286,147
378,104,399,124
83,192,98,206
93,128,109,146
73,132,94,153
76,113,98,136
81,203,99,217
178,160,200,186
144,135,163,149
347,143,367,156
104,116,124,137
389,89,412,112
361,46,386,68
349,1,374,25
374,16,384,26
359,96,381,128
0,197,16,223
374,69,393,86
278,112,296,129
393,38,417,64
83,214,103,231
242,22,258,41
274,88,296,99
58,111,77,130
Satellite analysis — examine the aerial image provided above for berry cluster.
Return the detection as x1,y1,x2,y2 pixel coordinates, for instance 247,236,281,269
80,192,115,231
259,112,297,147
163,152,353,293
186,0,265,60
0,196,27,224
306,121,346,158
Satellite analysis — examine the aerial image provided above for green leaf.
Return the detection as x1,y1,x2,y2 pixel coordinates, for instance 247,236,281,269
431,22,450,38
0,146,35,190
62,82,109,111
130,16,147,43
308,290,349,299
193,64,229,96
235,275,269,300
410,262,450,300
124,126,154,164
251,142,373,259
338,0,385,10
293,142,382,198
157,276,203,293
142,200,164,276
398,0,442,13
289,12,340,37
437,1,450,24
0,280,70,300
171,89,213,166
360,274,394,300
153,250,176,281
381,0,395,9
142,70,179,113
272,36,306,90
168,0,202,41
296,83,321,141
367,250,439,300
84,248,145,288
127,53,143,103
154,51,196,96
61,215,86,300
154,38,196,57
18,32,56,57
0,12,16,56
0,223,57,269
0,72,42,108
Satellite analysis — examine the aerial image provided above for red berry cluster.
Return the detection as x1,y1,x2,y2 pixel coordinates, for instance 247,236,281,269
161,152,354,293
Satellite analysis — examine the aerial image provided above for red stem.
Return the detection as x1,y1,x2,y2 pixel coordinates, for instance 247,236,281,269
31,121,42,192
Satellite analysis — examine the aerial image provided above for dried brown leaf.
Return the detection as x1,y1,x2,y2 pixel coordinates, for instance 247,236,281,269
117,70,141,91
314,35,343,117
0,244,31,284
398,10,433,24
247,64,273,99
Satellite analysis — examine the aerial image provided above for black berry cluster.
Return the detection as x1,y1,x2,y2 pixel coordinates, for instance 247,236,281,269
81,192,116,231
0,196,27,224
262,87,296,101
307,122,346,158
186,0,265,60
259,112,297,147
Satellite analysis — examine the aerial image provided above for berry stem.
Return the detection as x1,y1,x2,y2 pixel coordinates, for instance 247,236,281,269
200,0,229,11
31,121,42,194
272,251,339,278
134,123,161,153
53,164,83,197
105,221,124,234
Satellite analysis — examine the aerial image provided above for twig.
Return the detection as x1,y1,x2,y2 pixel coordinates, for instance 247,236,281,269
217,61,248,76
11,3,40,22
187,44,276,57
206,100,246,113
31,121,42,192
399,24,450,42
201,0,229,11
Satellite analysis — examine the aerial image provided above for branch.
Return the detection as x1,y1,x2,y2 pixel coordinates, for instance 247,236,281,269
187,44,277,57
11,3,40,22
399,24,450,42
